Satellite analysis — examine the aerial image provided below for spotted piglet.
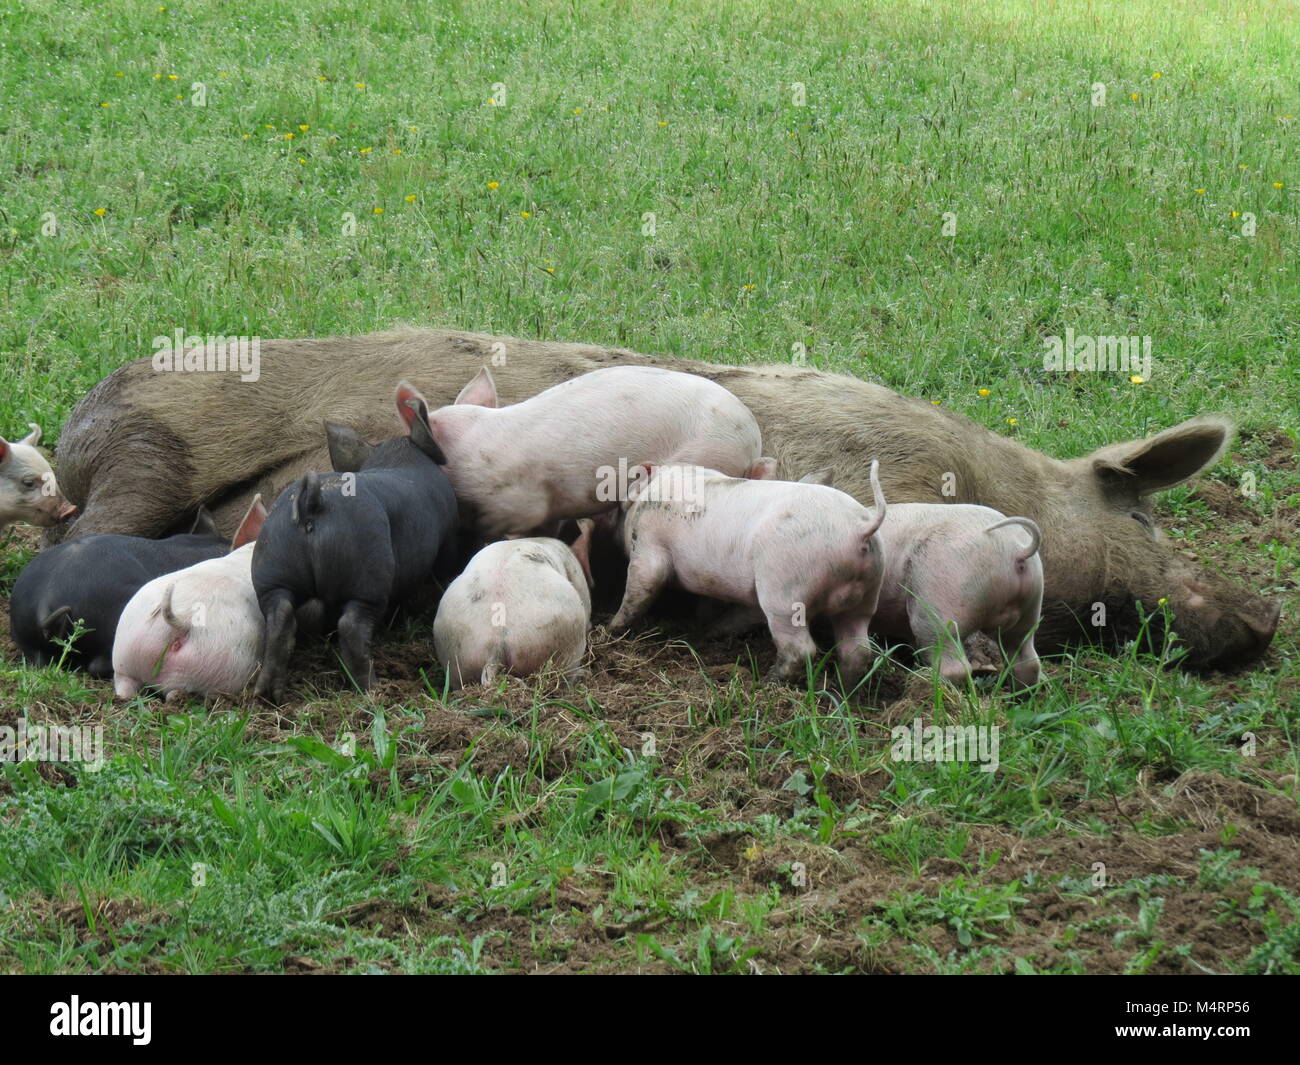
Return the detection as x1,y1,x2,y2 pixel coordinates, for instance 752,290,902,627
609,461,888,685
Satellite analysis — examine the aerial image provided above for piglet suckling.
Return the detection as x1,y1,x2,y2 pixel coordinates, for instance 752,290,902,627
434,520,594,688
112,496,268,701
251,382,459,703
425,365,776,539
0,423,76,532
873,503,1043,688
10,508,232,676
609,461,888,685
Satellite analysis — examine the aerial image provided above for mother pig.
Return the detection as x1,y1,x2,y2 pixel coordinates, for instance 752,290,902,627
51,328,1279,669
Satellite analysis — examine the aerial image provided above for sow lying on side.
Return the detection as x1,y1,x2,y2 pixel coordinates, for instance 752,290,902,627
52,328,1281,671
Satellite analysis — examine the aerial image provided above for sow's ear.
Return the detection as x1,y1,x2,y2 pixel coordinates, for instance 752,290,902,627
455,366,499,408
20,423,41,447
395,381,447,464
189,506,220,538
325,421,372,473
798,467,835,487
231,494,267,549
1089,416,1232,498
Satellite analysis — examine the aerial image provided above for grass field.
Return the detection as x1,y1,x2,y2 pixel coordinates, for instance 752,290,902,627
0,0,1297,974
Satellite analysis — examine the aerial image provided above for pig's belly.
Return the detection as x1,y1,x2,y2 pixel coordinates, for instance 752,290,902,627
668,553,757,607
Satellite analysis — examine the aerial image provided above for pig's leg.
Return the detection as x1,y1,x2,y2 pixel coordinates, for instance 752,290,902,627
908,600,974,687
87,653,114,678
831,613,875,687
757,583,819,683
256,590,297,704
1002,590,1044,689
608,549,672,632
337,600,379,691
706,603,766,638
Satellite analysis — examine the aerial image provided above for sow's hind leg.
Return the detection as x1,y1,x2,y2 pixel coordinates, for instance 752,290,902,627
51,404,204,542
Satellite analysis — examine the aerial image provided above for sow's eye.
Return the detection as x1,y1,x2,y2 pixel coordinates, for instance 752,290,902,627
1130,510,1154,531
21,477,37,490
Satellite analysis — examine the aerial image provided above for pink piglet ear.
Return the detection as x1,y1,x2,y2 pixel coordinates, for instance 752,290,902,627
395,380,431,428
232,494,267,548
454,367,499,408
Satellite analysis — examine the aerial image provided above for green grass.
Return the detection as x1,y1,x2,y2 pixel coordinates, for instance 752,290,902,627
0,0,1297,974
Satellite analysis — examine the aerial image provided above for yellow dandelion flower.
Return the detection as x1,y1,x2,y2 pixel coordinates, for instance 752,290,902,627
658,120,667,127
298,157,306,164
168,74,178,81
174,94,182,100
114,72,124,78
1195,188,1206,195
1130,375,1145,384
299,124,309,132
93,208,106,217
487,98,496,105
1152,72,1161,79
392,148,402,155
265,123,274,130
372,207,384,215
100,102,110,108
545,267,555,274
572,107,582,115
1158,597,1168,605
154,74,162,80
359,146,372,154
1230,211,1240,219
219,72,229,78
977,388,990,397
520,210,531,218
1274,182,1284,188
404,194,417,203
284,132,294,139
1130,92,1139,101
1006,417,1018,426
355,82,366,89
931,400,942,406
742,283,756,291
241,133,250,139
1239,164,1247,170
487,181,499,190
317,75,328,82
